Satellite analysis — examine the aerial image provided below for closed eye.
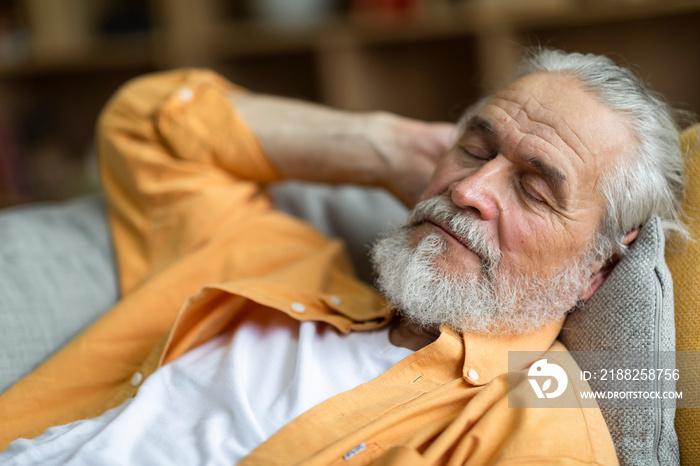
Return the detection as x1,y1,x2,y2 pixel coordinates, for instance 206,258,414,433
459,145,494,162
519,179,546,204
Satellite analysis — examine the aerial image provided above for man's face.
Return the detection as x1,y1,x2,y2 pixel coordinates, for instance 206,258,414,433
418,71,634,287
372,72,635,334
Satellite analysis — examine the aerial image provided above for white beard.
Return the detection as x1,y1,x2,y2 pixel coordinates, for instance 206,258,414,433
369,195,598,336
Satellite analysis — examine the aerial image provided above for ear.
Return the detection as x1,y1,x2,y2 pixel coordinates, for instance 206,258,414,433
579,228,641,301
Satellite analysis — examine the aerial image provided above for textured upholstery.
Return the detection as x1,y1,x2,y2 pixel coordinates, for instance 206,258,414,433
0,195,119,394
667,123,700,466
560,216,679,466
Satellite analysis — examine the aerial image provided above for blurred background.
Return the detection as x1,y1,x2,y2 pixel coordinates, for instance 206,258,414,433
0,0,699,207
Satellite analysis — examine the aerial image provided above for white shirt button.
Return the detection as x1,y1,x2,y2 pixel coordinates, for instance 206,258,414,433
329,295,342,306
130,371,143,387
290,302,306,313
467,368,479,381
178,87,194,102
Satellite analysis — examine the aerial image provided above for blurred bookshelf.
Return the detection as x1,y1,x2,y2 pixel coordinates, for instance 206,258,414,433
1,0,700,207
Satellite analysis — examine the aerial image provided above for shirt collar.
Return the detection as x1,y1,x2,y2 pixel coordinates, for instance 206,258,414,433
448,318,564,386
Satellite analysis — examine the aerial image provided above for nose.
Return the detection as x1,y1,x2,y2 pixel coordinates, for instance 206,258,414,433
449,156,508,221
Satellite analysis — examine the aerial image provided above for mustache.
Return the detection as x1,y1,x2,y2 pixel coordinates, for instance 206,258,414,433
406,194,502,272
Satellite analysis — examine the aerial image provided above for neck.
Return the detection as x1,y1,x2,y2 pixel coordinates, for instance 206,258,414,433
389,317,441,351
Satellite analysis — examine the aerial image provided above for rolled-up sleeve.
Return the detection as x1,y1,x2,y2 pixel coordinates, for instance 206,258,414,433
97,69,283,294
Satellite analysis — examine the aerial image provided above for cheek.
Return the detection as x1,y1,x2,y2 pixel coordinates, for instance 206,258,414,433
499,220,535,264
503,217,602,280
498,215,570,272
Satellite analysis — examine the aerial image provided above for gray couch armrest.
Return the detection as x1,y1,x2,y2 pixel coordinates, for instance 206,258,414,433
0,194,118,394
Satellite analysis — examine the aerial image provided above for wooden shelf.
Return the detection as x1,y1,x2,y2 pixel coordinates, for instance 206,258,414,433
464,0,700,30
0,34,155,78
209,0,700,54
0,0,698,77
1,0,699,206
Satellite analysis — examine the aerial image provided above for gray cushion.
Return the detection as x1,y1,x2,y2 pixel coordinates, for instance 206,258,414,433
560,216,679,466
0,194,119,394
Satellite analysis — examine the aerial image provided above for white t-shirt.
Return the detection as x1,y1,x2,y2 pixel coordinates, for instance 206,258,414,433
2,308,412,465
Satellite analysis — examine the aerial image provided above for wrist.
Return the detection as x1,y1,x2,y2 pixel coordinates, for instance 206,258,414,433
362,111,403,190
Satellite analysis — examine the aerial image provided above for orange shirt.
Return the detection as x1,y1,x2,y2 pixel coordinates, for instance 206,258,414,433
0,69,618,465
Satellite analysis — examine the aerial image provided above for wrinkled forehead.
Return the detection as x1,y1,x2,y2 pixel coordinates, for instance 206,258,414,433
491,72,633,155
476,72,636,194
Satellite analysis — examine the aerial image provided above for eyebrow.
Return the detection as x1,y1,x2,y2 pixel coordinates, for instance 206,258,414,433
465,116,569,209
465,116,496,140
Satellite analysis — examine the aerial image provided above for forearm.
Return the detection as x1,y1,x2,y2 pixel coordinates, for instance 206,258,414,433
231,93,454,206
231,93,392,187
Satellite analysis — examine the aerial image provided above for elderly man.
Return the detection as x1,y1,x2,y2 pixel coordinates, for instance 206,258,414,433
0,49,684,464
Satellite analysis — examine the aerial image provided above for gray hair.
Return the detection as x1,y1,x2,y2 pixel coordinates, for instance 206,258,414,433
466,48,688,259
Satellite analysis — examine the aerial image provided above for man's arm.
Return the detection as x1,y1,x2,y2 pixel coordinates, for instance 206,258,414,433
232,93,454,207
99,69,454,294
0,69,454,450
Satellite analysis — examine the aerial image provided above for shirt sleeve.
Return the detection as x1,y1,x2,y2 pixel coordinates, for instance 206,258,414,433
97,69,284,295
